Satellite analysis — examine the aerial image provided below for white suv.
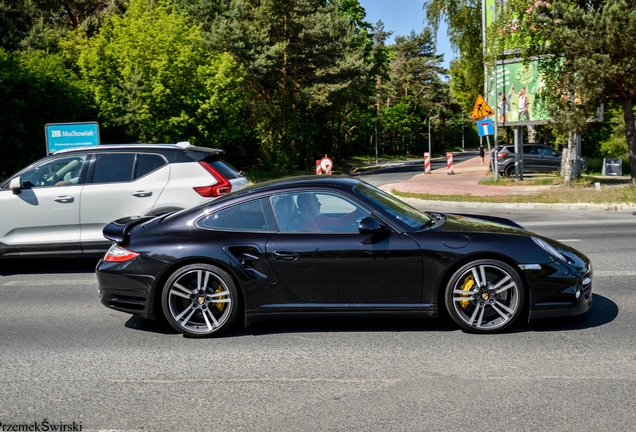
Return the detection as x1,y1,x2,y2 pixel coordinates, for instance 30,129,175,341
0,142,248,258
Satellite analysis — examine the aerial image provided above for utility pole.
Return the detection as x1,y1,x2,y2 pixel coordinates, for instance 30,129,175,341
461,112,465,150
428,115,438,157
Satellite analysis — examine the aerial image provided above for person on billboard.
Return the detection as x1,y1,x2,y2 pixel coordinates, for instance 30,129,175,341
513,86,531,121
497,87,513,123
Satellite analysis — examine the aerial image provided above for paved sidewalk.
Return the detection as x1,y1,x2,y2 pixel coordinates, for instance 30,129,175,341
379,155,512,196
379,155,636,212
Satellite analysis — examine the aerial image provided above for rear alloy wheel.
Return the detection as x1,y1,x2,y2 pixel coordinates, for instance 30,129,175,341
162,264,239,337
445,259,524,334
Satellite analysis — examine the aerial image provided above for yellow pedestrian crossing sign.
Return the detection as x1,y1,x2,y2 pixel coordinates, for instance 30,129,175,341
471,95,494,120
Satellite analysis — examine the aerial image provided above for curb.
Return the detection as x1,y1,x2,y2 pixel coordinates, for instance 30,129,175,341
399,197,636,213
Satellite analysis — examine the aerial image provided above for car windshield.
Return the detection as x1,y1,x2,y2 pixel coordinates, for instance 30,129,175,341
353,182,432,230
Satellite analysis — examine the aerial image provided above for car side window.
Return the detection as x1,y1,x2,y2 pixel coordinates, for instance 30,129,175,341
272,192,369,233
134,154,167,179
92,153,135,183
197,198,275,231
537,146,555,156
19,155,87,188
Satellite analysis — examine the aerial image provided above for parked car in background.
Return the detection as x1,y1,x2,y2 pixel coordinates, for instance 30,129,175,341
0,142,247,258
493,144,587,177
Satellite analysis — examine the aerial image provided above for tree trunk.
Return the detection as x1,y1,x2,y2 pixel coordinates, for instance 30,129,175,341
622,98,636,188
563,132,574,186
528,124,538,143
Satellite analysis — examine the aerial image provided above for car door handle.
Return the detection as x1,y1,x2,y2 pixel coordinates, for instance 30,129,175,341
272,251,299,261
132,191,153,197
53,196,74,203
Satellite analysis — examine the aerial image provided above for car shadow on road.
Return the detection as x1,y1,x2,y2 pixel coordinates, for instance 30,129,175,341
525,294,617,332
0,257,100,275
236,316,459,337
124,315,180,335
122,293,617,337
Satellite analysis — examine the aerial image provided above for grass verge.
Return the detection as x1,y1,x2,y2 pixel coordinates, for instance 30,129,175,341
393,176,636,205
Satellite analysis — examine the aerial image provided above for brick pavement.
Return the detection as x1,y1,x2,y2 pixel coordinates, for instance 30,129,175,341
379,154,517,196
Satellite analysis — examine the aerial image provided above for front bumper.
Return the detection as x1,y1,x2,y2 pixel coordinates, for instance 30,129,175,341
526,261,593,319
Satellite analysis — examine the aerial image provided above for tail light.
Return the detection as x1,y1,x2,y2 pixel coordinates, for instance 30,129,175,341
104,244,140,262
194,161,232,197
498,152,507,159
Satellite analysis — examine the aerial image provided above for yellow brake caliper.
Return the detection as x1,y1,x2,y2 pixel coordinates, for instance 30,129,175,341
459,274,475,309
214,285,226,312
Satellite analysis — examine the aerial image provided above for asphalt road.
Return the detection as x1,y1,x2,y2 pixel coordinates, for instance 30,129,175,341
1,208,635,431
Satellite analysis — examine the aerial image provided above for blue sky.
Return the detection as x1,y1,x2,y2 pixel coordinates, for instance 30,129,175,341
359,0,454,69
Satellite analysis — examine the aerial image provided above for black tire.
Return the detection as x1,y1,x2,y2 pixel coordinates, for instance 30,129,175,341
504,164,516,177
161,263,240,337
445,259,525,334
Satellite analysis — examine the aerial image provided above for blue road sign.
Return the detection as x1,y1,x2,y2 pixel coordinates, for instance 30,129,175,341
45,122,100,154
477,119,494,137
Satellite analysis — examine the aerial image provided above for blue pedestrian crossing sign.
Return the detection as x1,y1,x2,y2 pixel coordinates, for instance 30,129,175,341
477,119,494,137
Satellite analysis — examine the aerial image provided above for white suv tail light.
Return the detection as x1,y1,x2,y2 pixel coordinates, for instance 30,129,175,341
194,161,232,197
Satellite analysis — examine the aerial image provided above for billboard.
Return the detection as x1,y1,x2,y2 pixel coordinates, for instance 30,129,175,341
486,59,549,126
45,122,100,154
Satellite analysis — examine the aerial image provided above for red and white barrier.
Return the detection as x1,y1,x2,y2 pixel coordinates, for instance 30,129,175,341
446,152,455,175
316,157,333,175
424,152,431,174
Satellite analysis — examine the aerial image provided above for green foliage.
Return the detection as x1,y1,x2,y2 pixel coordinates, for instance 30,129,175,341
78,0,247,147
2,0,467,177
374,29,463,156
424,0,484,113
502,0,636,185
0,48,94,180
0,0,128,52
204,0,374,173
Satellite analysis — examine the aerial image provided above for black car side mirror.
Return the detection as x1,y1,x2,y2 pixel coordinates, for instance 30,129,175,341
358,216,390,234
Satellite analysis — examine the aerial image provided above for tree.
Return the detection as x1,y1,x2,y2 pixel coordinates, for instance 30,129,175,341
424,0,484,113
0,0,127,52
206,0,372,172
77,0,247,147
505,0,636,187
0,48,93,179
377,29,458,155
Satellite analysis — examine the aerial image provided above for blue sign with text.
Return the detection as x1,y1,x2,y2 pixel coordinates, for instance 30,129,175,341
477,119,494,137
45,122,100,154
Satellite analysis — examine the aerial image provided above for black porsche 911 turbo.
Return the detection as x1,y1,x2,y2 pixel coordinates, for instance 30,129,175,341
96,175,592,337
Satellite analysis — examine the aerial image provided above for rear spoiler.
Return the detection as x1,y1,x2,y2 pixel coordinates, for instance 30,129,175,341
103,215,156,243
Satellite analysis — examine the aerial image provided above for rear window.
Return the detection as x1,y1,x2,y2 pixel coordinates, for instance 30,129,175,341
197,198,274,231
203,156,243,180
134,154,166,179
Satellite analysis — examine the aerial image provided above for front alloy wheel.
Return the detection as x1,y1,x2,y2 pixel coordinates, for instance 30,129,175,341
445,259,524,334
161,264,239,337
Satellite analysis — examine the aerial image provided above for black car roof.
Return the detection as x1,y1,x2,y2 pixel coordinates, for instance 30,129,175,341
232,175,360,197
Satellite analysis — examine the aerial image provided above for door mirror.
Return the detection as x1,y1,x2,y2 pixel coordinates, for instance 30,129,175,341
358,216,389,234
9,177,21,194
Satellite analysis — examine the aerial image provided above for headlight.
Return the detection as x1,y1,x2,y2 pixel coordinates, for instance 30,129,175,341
531,236,567,262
